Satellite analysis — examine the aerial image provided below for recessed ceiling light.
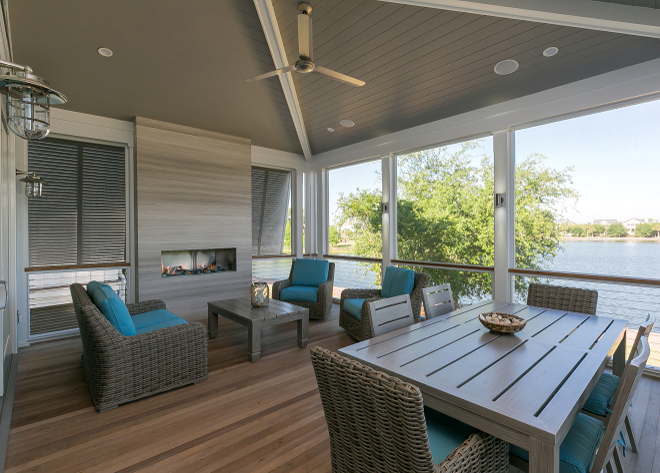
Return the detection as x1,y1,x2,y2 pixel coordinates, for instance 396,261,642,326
494,59,519,76
97,47,113,57
327,127,335,132
340,119,354,128
543,47,559,57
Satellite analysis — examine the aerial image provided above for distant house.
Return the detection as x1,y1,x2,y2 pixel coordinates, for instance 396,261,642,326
623,218,644,235
592,219,617,226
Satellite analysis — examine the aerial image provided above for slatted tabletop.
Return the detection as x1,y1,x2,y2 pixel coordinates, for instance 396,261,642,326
207,297,307,322
339,300,627,473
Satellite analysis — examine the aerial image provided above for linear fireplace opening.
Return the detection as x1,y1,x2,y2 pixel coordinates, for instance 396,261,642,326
161,248,236,277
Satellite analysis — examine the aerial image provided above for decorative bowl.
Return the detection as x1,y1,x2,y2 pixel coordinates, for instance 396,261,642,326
478,312,526,334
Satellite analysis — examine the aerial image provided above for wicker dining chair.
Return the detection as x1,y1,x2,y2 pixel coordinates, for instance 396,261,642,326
340,270,430,341
310,346,509,473
526,283,598,315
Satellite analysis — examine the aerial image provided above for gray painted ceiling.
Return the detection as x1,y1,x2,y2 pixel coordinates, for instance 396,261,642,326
592,0,660,7
9,0,303,154
9,0,660,157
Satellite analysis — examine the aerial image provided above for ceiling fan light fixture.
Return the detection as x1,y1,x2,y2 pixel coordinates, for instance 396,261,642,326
340,119,354,128
494,59,519,76
245,3,365,87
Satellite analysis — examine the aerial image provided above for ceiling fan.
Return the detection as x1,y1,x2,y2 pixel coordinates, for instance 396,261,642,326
246,3,365,87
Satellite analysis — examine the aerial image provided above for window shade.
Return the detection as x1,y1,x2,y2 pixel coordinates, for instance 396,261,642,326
28,138,126,267
251,167,291,256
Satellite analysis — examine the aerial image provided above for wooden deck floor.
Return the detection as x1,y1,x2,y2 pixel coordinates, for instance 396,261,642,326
5,305,660,473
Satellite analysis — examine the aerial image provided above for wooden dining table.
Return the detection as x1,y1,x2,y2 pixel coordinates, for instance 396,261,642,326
339,300,627,473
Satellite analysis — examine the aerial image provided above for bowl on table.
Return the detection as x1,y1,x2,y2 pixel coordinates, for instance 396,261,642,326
478,312,526,334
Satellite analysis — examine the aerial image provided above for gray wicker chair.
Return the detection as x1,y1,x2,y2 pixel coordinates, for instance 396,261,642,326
310,346,509,473
339,271,430,341
526,283,598,315
70,284,208,412
272,261,335,319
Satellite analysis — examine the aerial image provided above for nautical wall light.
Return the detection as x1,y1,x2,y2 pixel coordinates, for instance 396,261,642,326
0,59,67,141
16,170,46,197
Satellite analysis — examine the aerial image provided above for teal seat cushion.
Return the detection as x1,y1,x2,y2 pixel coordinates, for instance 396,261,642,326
425,406,477,463
510,413,605,473
135,316,187,334
280,285,319,303
344,298,365,320
583,372,620,416
90,283,136,336
381,266,415,298
291,259,329,287
85,281,103,298
131,309,184,330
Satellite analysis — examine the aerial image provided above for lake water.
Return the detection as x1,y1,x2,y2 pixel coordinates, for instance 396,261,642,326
253,240,660,330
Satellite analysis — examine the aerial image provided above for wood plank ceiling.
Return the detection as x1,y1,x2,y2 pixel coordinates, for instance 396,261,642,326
272,0,660,154
591,0,660,8
9,0,660,157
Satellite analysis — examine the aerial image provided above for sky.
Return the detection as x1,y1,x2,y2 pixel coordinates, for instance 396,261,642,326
328,98,660,225
515,99,660,223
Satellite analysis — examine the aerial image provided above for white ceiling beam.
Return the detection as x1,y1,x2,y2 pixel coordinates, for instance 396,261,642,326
377,0,660,38
253,0,312,162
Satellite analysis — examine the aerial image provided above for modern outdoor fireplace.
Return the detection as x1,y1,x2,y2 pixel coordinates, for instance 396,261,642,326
161,248,236,277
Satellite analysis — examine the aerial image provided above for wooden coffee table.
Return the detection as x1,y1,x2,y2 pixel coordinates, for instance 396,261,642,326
207,298,309,362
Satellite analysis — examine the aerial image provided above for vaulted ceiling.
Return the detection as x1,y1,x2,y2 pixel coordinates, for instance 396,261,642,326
9,0,660,158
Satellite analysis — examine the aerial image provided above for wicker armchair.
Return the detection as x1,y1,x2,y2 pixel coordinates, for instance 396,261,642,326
70,284,208,412
310,346,509,473
340,271,430,341
272,261,335,319
526,283,598,315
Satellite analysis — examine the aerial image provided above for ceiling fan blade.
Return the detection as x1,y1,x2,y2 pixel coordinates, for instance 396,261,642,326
315,66,365,87
298,13,313,60
245,65,296,83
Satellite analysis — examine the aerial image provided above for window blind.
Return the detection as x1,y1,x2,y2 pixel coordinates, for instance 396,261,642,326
28,138,126,267
251,167,291,256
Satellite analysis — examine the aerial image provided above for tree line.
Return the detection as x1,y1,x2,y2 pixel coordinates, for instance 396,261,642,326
564,222,660,238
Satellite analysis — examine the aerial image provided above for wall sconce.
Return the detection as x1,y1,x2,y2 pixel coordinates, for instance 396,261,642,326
494,193,505,208
381,202,389,213
0,59,67,141
16,170,46,197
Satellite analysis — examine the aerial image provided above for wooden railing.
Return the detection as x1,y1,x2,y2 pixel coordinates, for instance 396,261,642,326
251,254,295,260
26,262,130,272
323,254,382,264
509,268,660,288
392,259,494,273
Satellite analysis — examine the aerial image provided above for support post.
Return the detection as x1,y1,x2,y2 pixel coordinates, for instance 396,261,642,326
493,131,512,301
381,154,396,271
315,170,327,259
292,170,304,258
304,170,315,256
